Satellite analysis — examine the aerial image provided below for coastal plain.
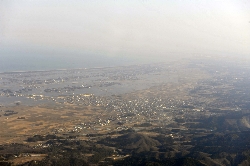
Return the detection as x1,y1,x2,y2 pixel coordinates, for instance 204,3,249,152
1,58,250,165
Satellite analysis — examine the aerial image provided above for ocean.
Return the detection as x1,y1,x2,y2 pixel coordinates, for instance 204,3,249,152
0,54,134,72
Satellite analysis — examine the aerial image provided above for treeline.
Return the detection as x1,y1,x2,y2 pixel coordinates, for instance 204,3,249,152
26,135,63,142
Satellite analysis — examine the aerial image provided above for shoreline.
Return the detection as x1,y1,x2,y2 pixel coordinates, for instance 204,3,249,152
0,63,158,75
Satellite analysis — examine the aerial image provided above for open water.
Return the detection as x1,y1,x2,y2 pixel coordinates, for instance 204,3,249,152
0,54,134,72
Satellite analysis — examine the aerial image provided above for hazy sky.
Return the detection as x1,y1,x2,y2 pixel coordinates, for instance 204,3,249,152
1,0,250,61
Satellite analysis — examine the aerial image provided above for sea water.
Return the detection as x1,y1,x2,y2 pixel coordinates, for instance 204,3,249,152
0,54,134,72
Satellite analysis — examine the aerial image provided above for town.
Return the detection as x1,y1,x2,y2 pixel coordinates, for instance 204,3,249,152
1,58,250,165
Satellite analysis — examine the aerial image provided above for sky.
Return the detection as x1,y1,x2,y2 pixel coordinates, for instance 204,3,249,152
0,0,250,64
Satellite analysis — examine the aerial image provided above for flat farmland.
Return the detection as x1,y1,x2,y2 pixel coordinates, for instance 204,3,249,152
0,104,106,144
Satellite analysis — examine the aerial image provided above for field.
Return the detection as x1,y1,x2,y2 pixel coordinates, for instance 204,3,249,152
0,104,105,144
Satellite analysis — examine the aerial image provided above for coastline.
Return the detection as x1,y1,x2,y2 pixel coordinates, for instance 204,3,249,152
0,63,151,75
